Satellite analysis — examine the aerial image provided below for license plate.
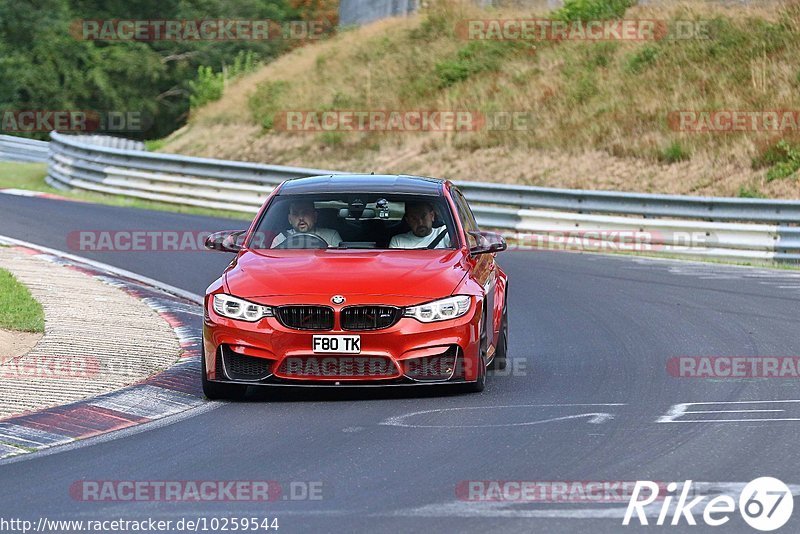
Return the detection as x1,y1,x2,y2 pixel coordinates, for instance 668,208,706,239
312,335,361,354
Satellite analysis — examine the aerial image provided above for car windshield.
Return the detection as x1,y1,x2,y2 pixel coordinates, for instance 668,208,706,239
248,194,459,250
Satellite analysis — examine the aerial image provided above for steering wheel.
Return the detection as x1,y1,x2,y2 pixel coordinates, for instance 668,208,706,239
275,232,329,249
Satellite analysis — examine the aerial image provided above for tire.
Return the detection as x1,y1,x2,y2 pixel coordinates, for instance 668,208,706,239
490,292,508,371
463,309,488,393
463,353,486,393
201,345,247,400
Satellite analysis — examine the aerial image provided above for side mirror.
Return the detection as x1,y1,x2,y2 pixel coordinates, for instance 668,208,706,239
205,230,247,253
468,231,507,256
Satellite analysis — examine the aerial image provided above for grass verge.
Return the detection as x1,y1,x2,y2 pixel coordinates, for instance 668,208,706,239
0,268,45,333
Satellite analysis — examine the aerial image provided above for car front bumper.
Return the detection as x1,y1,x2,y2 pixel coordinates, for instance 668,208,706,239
203,294,483,386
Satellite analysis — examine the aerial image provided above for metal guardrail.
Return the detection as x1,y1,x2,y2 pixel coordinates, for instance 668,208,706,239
457,183,800,224
70,135,146,151
21,132,799,263
0,135,49,163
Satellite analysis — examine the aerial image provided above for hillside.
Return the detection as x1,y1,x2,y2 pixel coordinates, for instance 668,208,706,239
160,0,800,198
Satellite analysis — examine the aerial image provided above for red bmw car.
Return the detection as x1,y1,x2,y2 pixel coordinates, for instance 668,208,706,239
202,174,509,399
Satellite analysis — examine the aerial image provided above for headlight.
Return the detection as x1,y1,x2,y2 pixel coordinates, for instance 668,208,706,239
403,295,471,323
212,294,273,322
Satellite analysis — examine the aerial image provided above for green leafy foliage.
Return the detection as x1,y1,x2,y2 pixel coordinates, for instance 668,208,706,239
737,185,764,198
435,40,523,89
248,80,290,130
554,0,635,22
190,50,259,109
0,0,321,139
659,141,690,164
753,140,800,181
189,67,224,109
625,45,660,74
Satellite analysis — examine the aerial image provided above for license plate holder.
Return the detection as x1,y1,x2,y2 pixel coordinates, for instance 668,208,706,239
312,335,361,354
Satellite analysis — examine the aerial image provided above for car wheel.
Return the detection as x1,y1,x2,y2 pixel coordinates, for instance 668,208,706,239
490,292,508,371
463,309,487,393
201,344,247,400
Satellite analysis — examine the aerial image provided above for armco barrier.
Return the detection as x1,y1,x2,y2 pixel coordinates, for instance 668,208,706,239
19,132,800,263
0,135,49,163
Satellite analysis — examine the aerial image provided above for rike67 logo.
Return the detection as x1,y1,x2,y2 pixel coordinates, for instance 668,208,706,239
624,478,794,531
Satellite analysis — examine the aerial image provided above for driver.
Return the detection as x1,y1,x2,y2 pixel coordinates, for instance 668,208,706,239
271,200,342,248
389,201,451,249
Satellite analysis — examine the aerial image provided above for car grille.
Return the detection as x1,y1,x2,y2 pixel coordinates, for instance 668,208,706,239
341,306,401,330
276,306,334,330
221,348,272,381
276,356,398,379
403,347,458,381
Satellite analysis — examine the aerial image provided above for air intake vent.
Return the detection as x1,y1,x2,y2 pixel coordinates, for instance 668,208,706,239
222,348,272,381
341,306,400,330
276,306,334,330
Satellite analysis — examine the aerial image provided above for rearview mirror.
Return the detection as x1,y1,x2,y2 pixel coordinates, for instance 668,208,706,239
468,231,507,256
205,230,246,253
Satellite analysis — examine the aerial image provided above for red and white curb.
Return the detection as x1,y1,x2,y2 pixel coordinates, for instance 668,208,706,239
0,189,74,202
0,236,207,460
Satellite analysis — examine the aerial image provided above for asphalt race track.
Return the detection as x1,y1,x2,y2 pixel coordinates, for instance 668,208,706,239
2,193,800,533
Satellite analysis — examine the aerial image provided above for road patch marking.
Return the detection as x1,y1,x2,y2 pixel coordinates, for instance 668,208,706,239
657,400,800,423
380,403,625,428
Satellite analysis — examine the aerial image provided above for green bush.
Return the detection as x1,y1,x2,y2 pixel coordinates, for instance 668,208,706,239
191,51,260,110
586,41,619,69
409,10,452,41
189,66,224,109
753,140,791,169
570,73,598,105
554,0,635,22
767,160,800,181
626,45,660,74
249,80,290,130
435,59,473,87
319,131,344,146
435,40,517,88
737,185,764,198
144,139,168,151
227,50,258,79
753,140,800,181
659,141,691,164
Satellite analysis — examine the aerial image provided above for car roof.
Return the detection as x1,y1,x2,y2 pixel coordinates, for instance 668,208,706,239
277,174,445,196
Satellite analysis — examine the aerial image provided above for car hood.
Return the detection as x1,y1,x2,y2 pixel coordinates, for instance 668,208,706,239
224,249,469,299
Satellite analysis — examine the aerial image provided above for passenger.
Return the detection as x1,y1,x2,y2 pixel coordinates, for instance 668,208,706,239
389,201,450,249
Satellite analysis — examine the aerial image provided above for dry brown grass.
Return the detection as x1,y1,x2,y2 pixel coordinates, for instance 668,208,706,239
161,0,800,198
